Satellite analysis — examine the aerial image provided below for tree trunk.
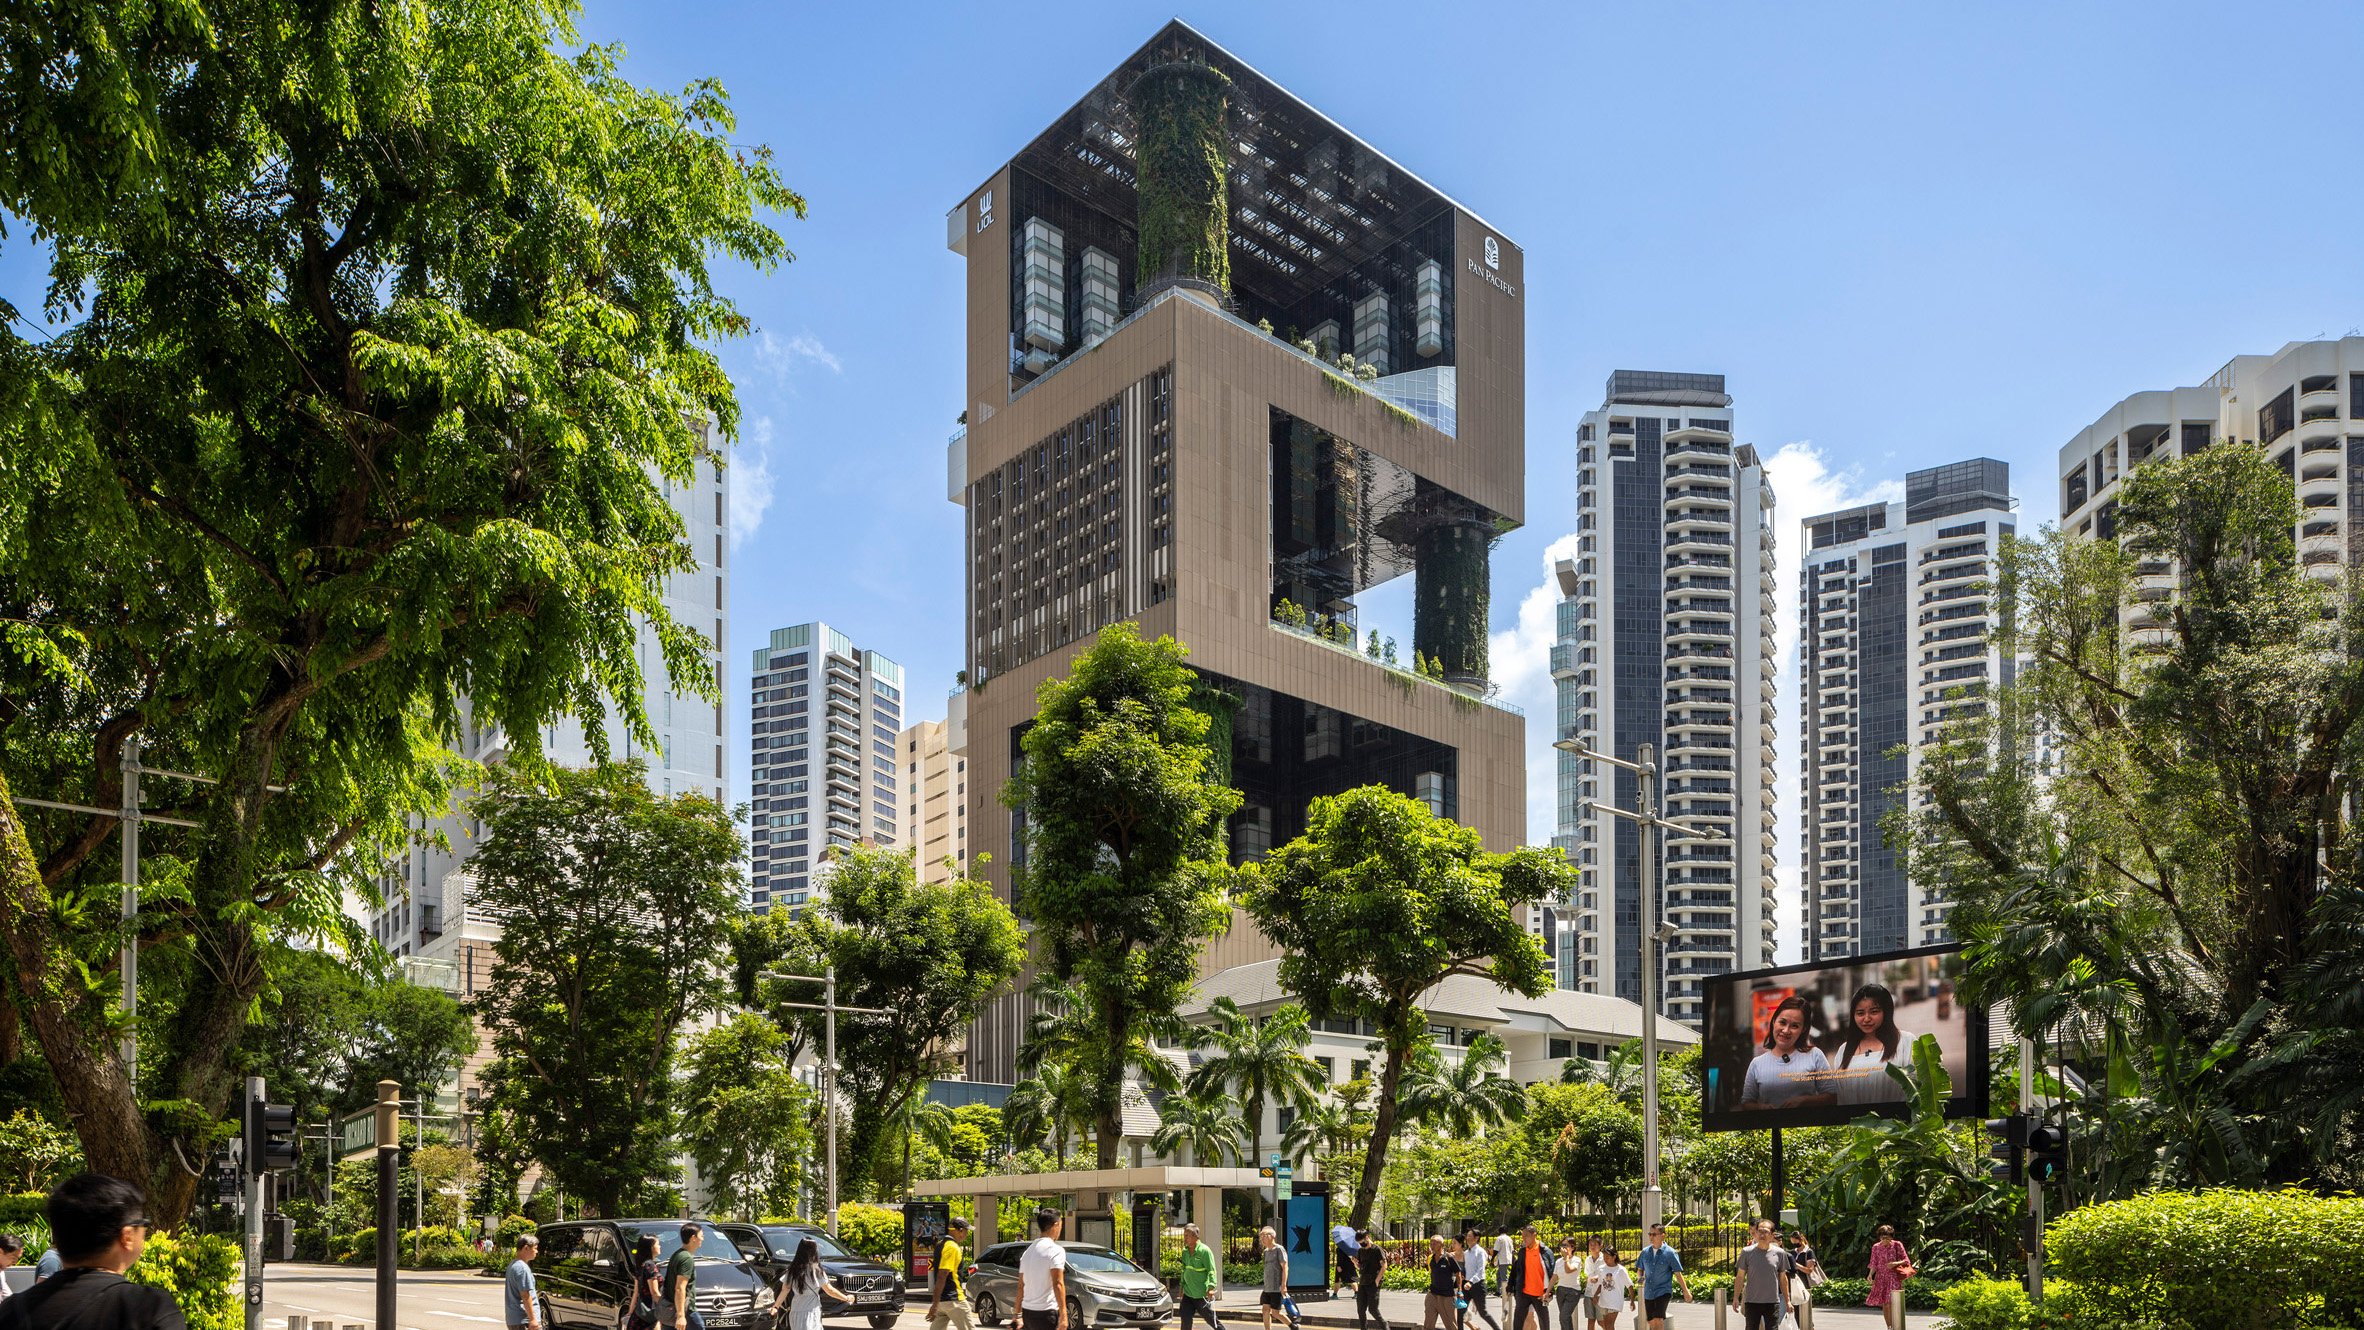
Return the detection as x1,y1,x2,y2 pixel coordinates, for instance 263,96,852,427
1348,1030,1412,1228
0,771,157,1205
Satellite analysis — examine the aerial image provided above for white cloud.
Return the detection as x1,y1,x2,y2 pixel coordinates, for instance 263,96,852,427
1758,441,1903,963
1488,442,1904,963
755,329,842,378
1490,532,1585,845
728,416,777,549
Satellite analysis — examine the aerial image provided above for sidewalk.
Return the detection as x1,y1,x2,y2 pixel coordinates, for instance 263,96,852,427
1210,1286,1899,1330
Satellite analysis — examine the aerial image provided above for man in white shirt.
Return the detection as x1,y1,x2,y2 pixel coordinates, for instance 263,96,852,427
1493,1234,1513,1301
1016,1209,1069,1330
1458,1230,1499,1330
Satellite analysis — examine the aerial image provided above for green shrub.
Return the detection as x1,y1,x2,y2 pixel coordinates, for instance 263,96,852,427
0,1194,46,1229
1936,1276,2030,1330
496,1214,538,1246
2046,1189,2364,1330
1819,1277,1870,1305
835,1203,902,1262
130,1231,239,1330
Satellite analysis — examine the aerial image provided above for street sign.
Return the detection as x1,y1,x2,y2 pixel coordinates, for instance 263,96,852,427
1275,1164,1293,1205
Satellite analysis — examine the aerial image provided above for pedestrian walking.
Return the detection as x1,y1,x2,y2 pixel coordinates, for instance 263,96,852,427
1257,1228,1290,1330
1631,1226,1689,1330
1550,1241,1582,1330
508,1233,542,1330
1422,1238,1460,1330
668,1224,706,1330
1493,1233,1514,1303
1458,1229,1500,1330
0,1235,21,1306
1865,1226,1911,1318
622,1235,661,1330
1017,1209,1069,1330
1584,1253,1630,1330
1179,1223,1225,1330
926,1218,975,1330
1736,1222,1795,1330
1785,1232,1822,1325
0,1176,183,1330
27,1249,57,1287
775,1239,852,1330
1334,1224,1360,1298
1505,1227,1553,1330
1353,1231,1387,1330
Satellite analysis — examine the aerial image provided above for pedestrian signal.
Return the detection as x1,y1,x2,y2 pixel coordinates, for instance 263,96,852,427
1982,1114,2025,1185
245,1098,301,1173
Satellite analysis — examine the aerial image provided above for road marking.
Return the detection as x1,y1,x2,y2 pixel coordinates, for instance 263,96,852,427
424,1314,505,1323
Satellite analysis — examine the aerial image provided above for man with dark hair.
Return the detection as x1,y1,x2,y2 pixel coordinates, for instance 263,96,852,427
928,1217,973,1330
1016,1210,1067,1330
0,1234,22,1305
669,1224,706,1330
0,1174,183,1330
504,1234,540,1330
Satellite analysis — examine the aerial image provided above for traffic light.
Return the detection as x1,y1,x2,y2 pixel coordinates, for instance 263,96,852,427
2027,1121,2068,1184
245,1097,300,1173
1983,1114,2026,1185
212,1150,240,1205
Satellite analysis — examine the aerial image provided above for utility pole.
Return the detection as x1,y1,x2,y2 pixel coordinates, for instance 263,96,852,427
415,1094,427,1265
760,966,889,1237
2020,1038,2042,1302
1554,738,1720,1236
242,1077,265,1330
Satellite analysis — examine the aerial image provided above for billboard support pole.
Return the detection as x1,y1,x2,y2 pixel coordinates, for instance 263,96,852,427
1635,741,1663,1236
1768,1127,1784,1218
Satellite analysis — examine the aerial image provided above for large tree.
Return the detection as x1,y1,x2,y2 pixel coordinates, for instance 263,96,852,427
234,947,476,1127
1901,443,2364,1188
1234,783,1567,1226
1004,623,1241,1167
736,844,1024,1202
0,0,798,1222
467,761,742,1217
679,1012,814,1221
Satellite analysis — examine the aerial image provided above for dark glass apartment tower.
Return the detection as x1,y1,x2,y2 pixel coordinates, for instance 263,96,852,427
945,21,1530,1082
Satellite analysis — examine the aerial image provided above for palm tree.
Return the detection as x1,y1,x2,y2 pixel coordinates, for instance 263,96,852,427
1018,978,1188,1164
1187,997,1323,1169
1400,1033,1527,1137
897,1098,959,1198
1561,1036,1646,1103
1004,1061,1090,1169
1280,1096,1364,1171
1152,1087,1248,1166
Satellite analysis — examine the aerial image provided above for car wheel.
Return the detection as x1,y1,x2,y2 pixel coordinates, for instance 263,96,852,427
1067,1297,1085,1330
868,1318,898,1330
976,1293,1000,1327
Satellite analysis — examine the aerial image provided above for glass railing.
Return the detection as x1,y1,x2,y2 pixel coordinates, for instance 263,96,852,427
1268,619,1521,715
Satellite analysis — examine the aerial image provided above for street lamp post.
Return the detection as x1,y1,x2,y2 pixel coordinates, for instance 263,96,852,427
760,967,889,1237
1555,737,1719,1236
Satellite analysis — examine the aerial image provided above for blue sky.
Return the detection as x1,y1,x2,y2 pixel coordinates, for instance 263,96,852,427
12,2,2364,952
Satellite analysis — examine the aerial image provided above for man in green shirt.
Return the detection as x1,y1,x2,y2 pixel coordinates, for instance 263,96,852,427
1179,1222,1224,1330
668,1224,704,1330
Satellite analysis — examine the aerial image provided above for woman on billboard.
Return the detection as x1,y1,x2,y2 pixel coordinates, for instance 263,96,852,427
1831,983,1916,1107
1739,996,1836,1110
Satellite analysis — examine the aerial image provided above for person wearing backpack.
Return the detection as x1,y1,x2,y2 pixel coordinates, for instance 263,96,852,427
927,1219,974,1330
0,1174,185,1330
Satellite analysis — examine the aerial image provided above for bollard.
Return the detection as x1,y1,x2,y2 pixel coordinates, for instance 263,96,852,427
287,1319,304,1330
1799,1297,1815,1330
1713,1289,1727,1330
1887,1289,1905,1330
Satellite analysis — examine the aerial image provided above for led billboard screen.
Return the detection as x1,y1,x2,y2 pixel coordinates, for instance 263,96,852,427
1700,945,1986,1132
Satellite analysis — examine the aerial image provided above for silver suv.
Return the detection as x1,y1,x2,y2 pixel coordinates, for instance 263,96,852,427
968,1242,1174,1328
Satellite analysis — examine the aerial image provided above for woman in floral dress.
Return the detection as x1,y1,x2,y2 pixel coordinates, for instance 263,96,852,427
1865,1225,1911,1312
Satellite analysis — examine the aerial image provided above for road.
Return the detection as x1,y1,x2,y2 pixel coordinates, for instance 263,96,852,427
255,1268,1905,1330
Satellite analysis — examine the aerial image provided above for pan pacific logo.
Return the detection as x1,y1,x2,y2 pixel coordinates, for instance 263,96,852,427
1483,235,1501,270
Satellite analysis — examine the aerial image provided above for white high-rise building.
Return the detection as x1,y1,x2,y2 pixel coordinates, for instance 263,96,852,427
747,622,905,913
2060,337,2364,646
366,442,730,977
1797,460,2014,962
1551,371,1779,1024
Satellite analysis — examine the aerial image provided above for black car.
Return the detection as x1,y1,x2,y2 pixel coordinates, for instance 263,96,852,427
533,1220,769,1330
718,1223,906,1330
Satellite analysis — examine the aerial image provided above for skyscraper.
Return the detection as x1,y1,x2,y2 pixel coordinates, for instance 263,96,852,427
1797,460,2013,961
1552,372,1777,1024
2059,337,2364,646
899,696,969,885
947,21,1530,1082
747,622,904,913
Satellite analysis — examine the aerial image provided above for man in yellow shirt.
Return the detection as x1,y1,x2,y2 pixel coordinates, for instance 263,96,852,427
929,1218,975,1330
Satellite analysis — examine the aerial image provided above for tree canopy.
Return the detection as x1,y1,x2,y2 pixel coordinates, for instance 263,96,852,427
467,761,743,1217
1004,623,1240,1166
1902,443,2364,1189
1234,782,1567,1226
0,0,798,1223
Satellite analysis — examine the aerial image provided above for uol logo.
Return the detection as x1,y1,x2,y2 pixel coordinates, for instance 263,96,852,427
976,190,995,233
1483,235,1501,270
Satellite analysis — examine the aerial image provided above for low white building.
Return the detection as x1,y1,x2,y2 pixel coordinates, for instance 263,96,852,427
1171,958,1697,1151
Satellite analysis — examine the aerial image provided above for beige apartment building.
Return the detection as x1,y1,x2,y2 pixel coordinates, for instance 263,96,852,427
899,700,969,884
946,20,1532,1082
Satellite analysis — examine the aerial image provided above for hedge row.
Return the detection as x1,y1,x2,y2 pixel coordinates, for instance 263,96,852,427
129,1232,240,1330
2043,1189,2364,1330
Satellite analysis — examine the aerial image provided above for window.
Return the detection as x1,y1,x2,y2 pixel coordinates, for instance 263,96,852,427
1548,1038,1573,1059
